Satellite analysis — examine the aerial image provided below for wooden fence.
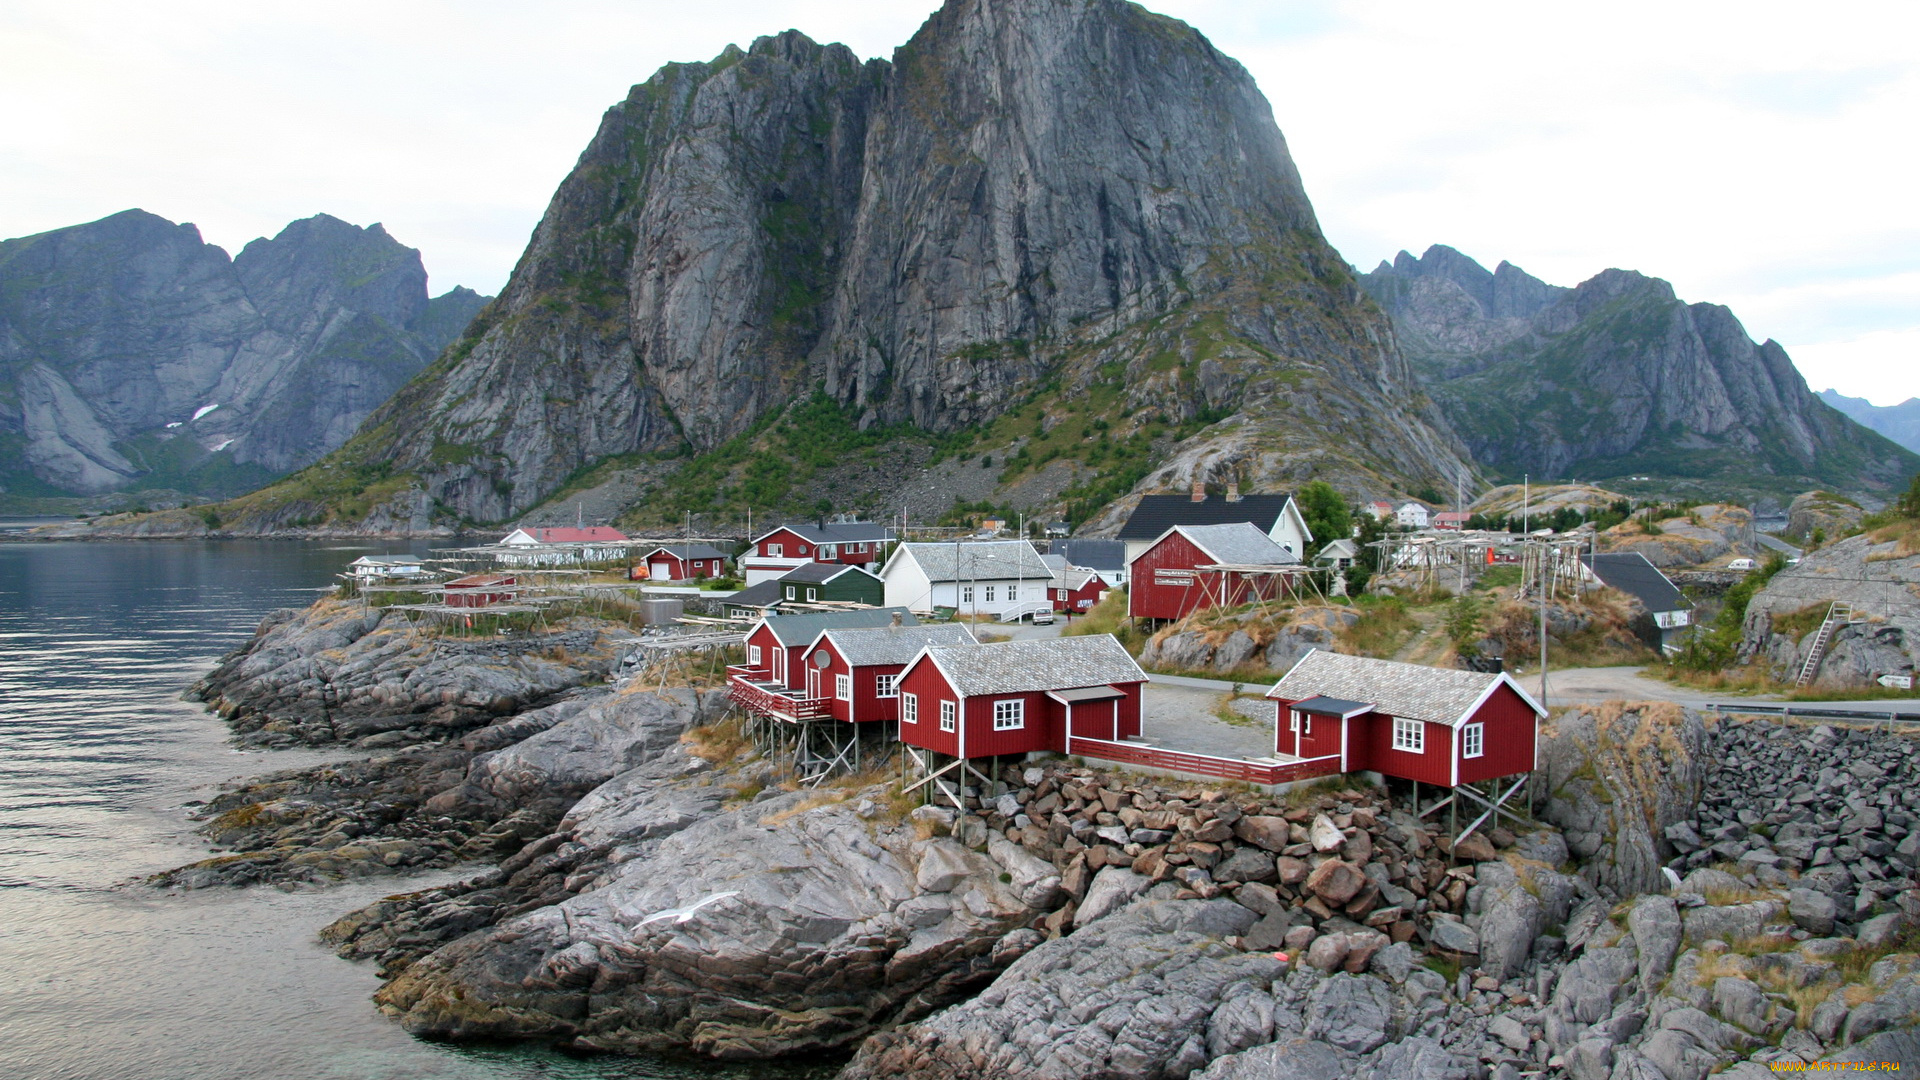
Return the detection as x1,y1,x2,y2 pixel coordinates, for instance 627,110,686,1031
1066,736,1343,786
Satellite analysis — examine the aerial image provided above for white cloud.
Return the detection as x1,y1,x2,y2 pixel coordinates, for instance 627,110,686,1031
3,0,1915,404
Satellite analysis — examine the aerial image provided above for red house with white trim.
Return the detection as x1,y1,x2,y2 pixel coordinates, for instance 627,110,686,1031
801,623,979,724
635,543,728,582
895,635,1146,760
740,522,894,584
1266,650,1542,787
1051,566,1109,614
1128,522,1299,622
731,608,920,719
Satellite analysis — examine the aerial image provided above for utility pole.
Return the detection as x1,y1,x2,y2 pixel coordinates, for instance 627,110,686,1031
1537,540,1550,708
1523,474,1530,535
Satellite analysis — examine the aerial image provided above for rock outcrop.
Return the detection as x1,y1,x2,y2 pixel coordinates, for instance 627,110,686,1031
1738,526,1919,687
1363,246,1920,497
0,209,486,497
268,0,1470,526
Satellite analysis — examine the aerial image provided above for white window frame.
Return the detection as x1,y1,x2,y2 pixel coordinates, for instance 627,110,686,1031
1007,585,1017,601
1463,722,1484,759
1058,589,1068,601
901,693,918,724
807,587,817,601
940,699,957,732
796,543,809,555
1290,709,1310,734
769,543,782,557
836,674,851,701
993,698,1025,731
961,585,974,604
985,585,997,603
820,544,836,559
748,644,761,666
1392,717,1424,753
875,674,899,698
785,586,796,600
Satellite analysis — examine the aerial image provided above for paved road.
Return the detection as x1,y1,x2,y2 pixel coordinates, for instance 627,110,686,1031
1755,533,1804,559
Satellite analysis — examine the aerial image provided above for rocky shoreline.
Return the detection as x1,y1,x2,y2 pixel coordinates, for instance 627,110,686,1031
161,600,1920,1076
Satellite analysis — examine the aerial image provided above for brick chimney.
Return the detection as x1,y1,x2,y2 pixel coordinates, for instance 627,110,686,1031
1190,481,1206,503
1226,480,1242,502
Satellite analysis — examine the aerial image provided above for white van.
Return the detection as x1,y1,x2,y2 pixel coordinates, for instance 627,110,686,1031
1728,558,1757,571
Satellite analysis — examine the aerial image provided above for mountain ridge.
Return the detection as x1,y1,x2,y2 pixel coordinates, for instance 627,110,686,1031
1819,388,1920,456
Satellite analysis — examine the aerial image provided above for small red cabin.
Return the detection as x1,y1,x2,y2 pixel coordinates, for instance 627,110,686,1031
800,623,979,724
444,572,516,609
1266,650,1543,787
894,635,1145,759
1051,567,1109,613
1128,523,1298,622
636,543,728,582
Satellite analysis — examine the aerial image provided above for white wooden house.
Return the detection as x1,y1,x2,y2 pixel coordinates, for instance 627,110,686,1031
880,540,1054,621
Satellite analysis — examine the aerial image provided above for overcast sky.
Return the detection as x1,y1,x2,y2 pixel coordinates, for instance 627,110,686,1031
5,1,1916,404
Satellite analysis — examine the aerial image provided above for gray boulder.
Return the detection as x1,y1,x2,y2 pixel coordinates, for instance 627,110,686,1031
1195,1037,1354,1080
1305,972,1397,1054
1075,866,1153,927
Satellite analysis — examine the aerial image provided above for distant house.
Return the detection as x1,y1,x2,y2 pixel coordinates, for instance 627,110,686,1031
1267,650,1543,786
349,555,424,580
799,622,980,725
880,540,1054,620
444,572,516,609
1395,503,1431,529
1116,486,1313,564
1314,538,1359,570
636,543,729,582
1055,538,1128,587
733,608,920,702
1050,566,1109,614
740,522,894,584
1367,501,1394,521
721,579,784,619
1044,521,1071,538
1580,552,1695,652
721,563,885,618
895,635,1147,759
1432,512,1471,531
496,525,632,565
1127,522,1299,622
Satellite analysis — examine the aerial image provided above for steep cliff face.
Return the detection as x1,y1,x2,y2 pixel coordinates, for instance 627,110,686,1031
1363,246,1920,495
338,0,1472,524
0,209,486,497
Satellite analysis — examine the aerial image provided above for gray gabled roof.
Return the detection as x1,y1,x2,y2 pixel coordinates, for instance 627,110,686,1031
644,543,728,561
919,634,1145,697
1582,553,1691,615
819,623,978,666
755,522,894,546
1266,649,1542,727
725,580,783,609
1171,523,1299,566
779,561,878,585
897,540,1052,582
761,607,918,647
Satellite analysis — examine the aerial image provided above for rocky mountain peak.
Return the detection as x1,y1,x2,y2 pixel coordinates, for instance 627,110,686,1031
234,214,430,331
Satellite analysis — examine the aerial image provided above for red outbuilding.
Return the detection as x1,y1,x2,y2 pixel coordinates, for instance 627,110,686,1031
443,572,516,609
1051,566,1109,614
800,623,980,724
1127,522,1299,622
635,543,729,582
894,635,1146,760
1266,650,1543,787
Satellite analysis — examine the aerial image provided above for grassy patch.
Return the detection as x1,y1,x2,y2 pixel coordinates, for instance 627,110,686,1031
1337,596,1416,657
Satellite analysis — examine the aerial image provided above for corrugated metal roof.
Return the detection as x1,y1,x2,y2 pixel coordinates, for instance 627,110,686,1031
898,540,1052,582
763,607,918,646
1582,553,1690,615
821,623,978,666
923,634,1145,697
1174,523,1299,566
1267,649,1530,727
1117,494,1295,540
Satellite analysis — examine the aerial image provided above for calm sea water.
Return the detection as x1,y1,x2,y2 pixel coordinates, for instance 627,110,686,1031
0,537,821,1080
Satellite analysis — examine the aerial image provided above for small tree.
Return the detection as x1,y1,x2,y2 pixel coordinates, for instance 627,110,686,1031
1900,473,1920,519
1296,481,1351,561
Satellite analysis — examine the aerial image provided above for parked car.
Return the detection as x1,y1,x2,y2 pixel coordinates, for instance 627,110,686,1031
1728,557,1757,571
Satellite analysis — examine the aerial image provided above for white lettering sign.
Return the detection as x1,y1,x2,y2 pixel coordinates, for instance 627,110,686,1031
1877,674,1913,690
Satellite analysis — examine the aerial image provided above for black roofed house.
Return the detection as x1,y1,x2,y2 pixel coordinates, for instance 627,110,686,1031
1580,552,1695,652
1055,538,1128,586
1116,483,1313,565
721,562,885,619
636,543,729,582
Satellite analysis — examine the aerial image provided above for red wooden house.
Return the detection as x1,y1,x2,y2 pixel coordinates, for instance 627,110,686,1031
730,608,919,720
895,635,1146,759
443,572,516,609
1127,523,1299,622
635,543,728,582
740,522,895,584
1266,650,1543,787
1050,566,1109,614
801,623,979,724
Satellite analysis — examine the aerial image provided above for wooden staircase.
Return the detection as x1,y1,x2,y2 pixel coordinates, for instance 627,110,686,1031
1795,602,1858,688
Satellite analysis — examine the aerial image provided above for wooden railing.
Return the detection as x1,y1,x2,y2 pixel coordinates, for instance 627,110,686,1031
1067,736,1343,786
726,673,830,721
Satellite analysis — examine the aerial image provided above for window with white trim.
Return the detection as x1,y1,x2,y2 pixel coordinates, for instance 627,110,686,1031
985,585,996,602
961,585,973,604
1463,722,1484,758
901,693,917,724
820,545,836,559
806,587,817,601
993,699,1025,730
748,644,761,665
769,543,782,557
836,674,851,701
1058,589,1068,601
875,674,899,698
1007,585,1017,601
796,543,809,555
1290,709,1311,734
940,700,957,732
786,586,796,600
1392,717,1424,753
